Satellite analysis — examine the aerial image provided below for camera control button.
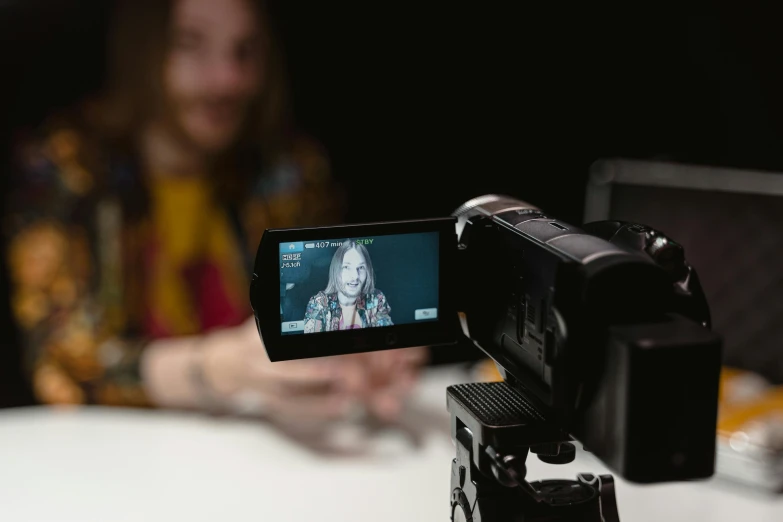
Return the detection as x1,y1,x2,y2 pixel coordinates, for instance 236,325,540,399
415,308,438,320
279,242,303,253
281,321,304,333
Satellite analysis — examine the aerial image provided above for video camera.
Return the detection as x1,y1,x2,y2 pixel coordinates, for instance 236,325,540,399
250,195,722,521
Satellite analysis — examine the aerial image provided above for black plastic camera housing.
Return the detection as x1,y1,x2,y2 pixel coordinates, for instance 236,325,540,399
250,195,722,484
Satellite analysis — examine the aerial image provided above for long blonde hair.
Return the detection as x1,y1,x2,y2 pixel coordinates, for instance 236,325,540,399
325,240,376,296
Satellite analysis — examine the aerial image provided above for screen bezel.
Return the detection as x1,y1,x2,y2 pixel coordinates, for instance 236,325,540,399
250,217,459,361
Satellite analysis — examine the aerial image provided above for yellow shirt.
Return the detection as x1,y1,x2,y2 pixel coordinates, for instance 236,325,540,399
145,175,249,337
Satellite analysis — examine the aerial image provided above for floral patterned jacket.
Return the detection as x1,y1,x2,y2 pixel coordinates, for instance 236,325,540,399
3,118,344,407
303,289,393,333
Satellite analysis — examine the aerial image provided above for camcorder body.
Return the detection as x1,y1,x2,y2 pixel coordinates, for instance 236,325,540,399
249,194,722,488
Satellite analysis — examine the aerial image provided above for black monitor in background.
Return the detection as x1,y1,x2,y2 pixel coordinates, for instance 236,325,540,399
585,158,783,384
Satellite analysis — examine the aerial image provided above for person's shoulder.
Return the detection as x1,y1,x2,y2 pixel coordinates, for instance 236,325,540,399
259,132,330,190
308,291,331,305
287,132,329,172
250,131,345,227
306,291,336,315
365,289,388,307
7,106,109,199
3,103,124,239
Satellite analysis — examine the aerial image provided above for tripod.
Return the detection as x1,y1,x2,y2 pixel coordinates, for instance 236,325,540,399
448,382,621,522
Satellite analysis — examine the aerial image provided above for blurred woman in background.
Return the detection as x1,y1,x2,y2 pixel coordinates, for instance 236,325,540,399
3,0,425,426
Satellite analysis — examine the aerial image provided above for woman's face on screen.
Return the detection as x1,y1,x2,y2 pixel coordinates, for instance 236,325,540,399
338,247,367,299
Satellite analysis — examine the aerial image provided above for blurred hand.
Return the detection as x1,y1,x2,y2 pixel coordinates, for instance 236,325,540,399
199,317,428,426
349,346,429,422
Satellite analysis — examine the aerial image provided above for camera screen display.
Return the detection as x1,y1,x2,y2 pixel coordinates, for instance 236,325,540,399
278,232,440,335
251,217,457,361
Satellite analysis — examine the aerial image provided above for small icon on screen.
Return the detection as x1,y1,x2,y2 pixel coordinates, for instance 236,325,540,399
414,308,438,320
279,242,304,253
305,243,315,249
281,320,305,333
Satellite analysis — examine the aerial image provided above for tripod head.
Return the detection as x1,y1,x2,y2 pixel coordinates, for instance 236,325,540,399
448,381,619,521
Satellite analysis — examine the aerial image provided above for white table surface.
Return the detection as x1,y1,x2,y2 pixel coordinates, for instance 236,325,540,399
0,364,781,522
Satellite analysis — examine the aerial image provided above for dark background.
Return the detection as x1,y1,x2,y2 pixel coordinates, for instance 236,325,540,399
281,233,440,327
4,0,783,405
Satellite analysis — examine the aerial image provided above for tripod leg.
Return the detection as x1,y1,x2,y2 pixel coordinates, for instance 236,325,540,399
577,473,621,522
